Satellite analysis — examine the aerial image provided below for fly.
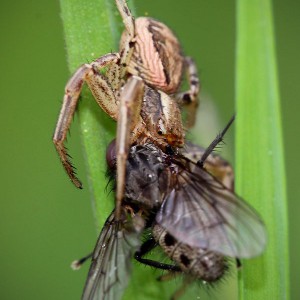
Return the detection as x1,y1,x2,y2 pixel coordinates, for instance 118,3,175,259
76,116,266,299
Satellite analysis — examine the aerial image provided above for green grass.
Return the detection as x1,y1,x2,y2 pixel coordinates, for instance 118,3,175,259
235,0,289,299
60,0,119,228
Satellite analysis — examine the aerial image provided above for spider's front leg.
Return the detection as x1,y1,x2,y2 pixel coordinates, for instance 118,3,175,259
115,0,136,79
115,0,134,37
115,76,145,219
176,57,200,128
53,53,120,188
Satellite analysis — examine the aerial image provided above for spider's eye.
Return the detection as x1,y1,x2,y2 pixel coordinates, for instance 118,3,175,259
157,130,163,135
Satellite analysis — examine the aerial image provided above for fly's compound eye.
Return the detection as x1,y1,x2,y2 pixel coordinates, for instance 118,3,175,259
106,139,117,170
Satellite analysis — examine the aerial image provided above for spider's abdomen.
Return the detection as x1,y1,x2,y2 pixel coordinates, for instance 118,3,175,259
122,17,184,93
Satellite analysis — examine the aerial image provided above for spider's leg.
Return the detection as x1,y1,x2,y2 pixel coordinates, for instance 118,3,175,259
85,57,121,120
115,0,135,37
53,53,120,188
115,0,136,80
176,57,200,128
106,61,121,92
115,76,144,219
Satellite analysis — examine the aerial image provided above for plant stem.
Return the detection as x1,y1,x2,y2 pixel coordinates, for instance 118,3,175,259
60,0,118,228
235,0,289,299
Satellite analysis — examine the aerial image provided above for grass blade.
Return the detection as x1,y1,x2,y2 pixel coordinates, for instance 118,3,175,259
60,0,118,228
235,0,289,299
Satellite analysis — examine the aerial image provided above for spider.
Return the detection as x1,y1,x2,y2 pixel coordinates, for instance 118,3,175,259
53,0,200,220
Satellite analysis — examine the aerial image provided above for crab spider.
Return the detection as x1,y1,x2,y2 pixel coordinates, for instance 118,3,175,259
53,0,200,219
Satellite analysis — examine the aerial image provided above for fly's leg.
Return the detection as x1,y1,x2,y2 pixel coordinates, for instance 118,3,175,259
198,115,235,166
236,258,242,269
134,237,181,272
53,53,120,188
115,76,145,219
183,142,234,190
71,253,93,270
176,57,200,128
196,115,235,190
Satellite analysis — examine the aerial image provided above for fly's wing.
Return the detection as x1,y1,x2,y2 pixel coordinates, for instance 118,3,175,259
156,157,266,258
82,211,141,300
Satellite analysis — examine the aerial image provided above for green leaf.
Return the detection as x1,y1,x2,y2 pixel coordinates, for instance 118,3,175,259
235,0,289,299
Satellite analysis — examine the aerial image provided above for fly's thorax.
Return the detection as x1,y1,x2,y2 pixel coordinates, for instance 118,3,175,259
141,86,184,147
120,17,184,93
153,223,226,282
106,141,171,210
124,144,170,209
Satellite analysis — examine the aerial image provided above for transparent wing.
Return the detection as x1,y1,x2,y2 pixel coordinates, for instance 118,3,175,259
156,158,267,258
82,211,141,300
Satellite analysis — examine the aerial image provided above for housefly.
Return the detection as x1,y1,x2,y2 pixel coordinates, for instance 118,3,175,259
78,117,266,299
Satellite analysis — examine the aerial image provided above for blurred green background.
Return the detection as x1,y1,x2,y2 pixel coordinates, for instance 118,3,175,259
0,0,298,299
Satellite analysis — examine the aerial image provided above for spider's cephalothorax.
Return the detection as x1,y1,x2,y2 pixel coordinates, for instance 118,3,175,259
53,0,200,219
